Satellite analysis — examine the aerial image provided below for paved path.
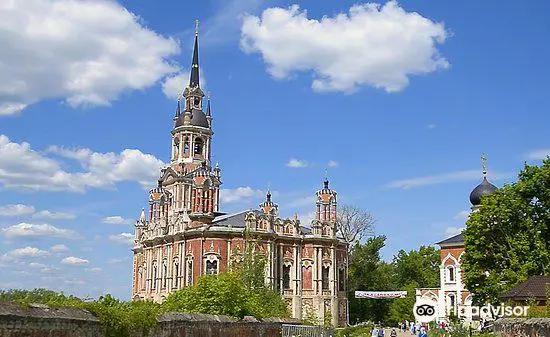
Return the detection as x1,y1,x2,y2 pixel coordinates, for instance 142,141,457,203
375,329,419,337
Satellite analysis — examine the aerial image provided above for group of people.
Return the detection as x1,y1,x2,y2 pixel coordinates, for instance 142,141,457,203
371,321,428,337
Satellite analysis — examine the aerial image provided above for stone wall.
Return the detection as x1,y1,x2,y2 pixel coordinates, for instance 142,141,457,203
0,301,301,337
147,313,292,337
494,317,550,337
0,301,101,337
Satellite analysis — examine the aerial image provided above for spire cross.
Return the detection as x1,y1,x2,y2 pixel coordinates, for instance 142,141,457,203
481,152,487,177
177,89,184,101
195,19,199,35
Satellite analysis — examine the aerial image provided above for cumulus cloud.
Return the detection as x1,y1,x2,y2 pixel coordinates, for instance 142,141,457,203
33,210,76,220
327,160,339,168
102,216,133,225
241,2,448,93
50,244,70,252
4,247,50,259
108,233,134,245
0,204,35,217
286,158,308,168
61,256,89,266
220,187,264,203
0,135,164,192
1,223,80,240
0,0,179,115
383,169,510,190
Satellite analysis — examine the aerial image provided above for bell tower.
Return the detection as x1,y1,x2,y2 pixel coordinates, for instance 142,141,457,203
312,176,337,237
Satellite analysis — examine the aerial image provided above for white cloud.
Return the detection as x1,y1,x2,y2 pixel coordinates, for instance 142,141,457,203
50,244,69,252
5,247,50,259
28,262,48,269
0,204,35,217
61,256,89,266
427,124,436,129
525,149,550,160
108,233,134,245
240,1,448,93
0,135,165,192
453,210,470,221
220,187,264,203
0,0,179,115
286,158,308,168
162,71,207,100
108,257,129,264
327,160,339,168
444,226,464,237
1,223,80,240
33,210,76,220
87,267,102,272
102,216,133,225
383,169,510,190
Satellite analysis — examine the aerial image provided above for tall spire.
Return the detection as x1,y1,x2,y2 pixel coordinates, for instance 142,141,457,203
206,93,211,117
189,19,200,88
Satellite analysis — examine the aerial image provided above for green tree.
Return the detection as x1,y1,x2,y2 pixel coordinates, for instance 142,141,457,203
348,236,395,324
462,160,550,305
392,246,440,289
164,235,289,319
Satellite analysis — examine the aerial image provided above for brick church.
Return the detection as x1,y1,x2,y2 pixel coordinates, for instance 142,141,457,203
131,27,348,327
416,156,498,322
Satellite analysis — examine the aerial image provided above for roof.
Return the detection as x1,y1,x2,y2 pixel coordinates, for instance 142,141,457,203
500,276,550,301
436,232,464,246
469,177,498,206
212,210,257,228
175,109,209,128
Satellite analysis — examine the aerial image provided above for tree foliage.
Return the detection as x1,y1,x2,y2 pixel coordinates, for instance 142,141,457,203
164,235,289,319
347,236,440,325
462,160,550,305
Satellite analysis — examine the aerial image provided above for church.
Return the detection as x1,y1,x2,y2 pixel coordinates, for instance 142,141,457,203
416,157,498,323
131,27,348,327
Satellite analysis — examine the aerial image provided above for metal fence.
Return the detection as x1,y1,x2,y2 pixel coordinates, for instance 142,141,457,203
281,324,335,337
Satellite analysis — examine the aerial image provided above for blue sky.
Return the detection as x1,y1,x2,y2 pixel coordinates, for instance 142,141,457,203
1,0,550,300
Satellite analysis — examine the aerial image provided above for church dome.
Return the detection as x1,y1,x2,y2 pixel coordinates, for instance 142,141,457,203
469,177,497,206
175,109,209,128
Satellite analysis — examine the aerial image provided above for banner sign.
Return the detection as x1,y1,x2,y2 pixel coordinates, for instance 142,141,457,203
355,291,407,299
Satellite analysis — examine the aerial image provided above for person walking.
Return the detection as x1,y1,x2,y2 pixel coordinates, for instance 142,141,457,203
418,325,427,337
377,326,385,337
390,328,397,337
371,326,378,337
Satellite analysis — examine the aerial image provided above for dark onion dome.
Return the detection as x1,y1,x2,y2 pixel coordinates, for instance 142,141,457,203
174,109,209,128
469,177,497,206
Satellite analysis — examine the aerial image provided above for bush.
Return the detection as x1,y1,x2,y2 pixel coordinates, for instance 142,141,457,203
335,323,373,337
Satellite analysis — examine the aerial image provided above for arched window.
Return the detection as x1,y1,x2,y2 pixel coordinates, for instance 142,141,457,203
173,138,179,158
338,267,346,292
322,266,330,290
183,137,190,155
163,262,168,288
283,265,291,290
448,266,455,282
194,138,203,155
138,267,143,291
174,260,179,288
206,260,218,275
448,293,456,309
152,264,158,290
186,259,193,286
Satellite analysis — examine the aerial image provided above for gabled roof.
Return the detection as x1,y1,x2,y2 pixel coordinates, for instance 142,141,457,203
436,232,464,246
500,276,550,301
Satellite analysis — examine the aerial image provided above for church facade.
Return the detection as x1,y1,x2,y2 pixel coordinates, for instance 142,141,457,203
131,28,348,327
